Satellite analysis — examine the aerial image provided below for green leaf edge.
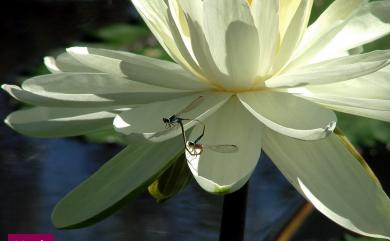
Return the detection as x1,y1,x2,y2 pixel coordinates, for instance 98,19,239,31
51,137,183,229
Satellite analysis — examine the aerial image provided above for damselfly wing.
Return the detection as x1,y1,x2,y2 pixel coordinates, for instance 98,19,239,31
162,96,205,127
174,96,205,117
186,142,239,156
204,144,239,153
161,96,206,153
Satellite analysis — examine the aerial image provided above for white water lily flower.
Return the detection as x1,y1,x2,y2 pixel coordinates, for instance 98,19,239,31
3,0,390,238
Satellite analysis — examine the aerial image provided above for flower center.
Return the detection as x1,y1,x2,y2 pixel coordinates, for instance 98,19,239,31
206,75,272,94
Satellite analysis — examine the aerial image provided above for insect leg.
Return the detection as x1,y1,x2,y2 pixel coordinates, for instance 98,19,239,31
193,124,205,144
178,120,196,155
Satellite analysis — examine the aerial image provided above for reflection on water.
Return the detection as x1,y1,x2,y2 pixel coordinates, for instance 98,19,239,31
0,99,303,241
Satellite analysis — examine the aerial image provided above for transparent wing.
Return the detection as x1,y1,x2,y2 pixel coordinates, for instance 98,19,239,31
203,144,239,153
175,96,204,117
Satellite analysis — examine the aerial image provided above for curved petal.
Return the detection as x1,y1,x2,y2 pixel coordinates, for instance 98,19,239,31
67,47,209,90
114,92,231,142
44,57,61,73
290,67,390,122
324,105,390,122
272,0,313,72
1,84,119,108
185,96,263,194
238,92,337,140
201,0,260,89
309,1,390,64
267,50,390,88
178,0,229,89
297,95,390,112
263,129,390,239
250,0,279,76
20,72,191,106
278,0,308,40
44,53,99,73
288,0,368,68
131,0,197,74
301,65,390,100
2,84,73,107
164,1,207,79
5,107,115,138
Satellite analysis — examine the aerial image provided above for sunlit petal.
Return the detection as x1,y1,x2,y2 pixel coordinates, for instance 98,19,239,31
202,0,260,89
131,0,195,73
273,0,313,72
250,0,279,76
5,107,115,138
263,129,390,239
19,72,191,107
306,1,390,64
44,53,98,73
186,97,262,194
67,47,209,90
114,93,231,142
267,50,390,88
238,91,336,140
289,65,390,122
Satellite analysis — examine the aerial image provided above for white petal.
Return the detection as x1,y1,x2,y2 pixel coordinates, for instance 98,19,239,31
178,0,229,88
290,66,390,122
131,0,195,73
238,91,336,140
186,96,262,194
299,95,389,112
44,57,61,73
114,93,231,142
267,50,390,88
2,84,116,108
250,0,279,76
320,104,390,122
278,0,307,40
19,73,190,106
164,1,206,79
44,53,99,73
5,107,115,137
289,0,368,68
263,129,390,239
67,47,209,90
272,0,313,72
202,0,260,89
296,71,390,108
2,84,67,107
311,1,390,62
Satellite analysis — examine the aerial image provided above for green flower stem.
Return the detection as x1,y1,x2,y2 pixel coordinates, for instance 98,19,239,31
219,182,249,241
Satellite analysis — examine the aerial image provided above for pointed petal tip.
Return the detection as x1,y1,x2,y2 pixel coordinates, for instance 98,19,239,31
66,47,89,55
196,175,248,195
185,151,251,195
1,84,17,95
43,56,60,72
113,115,131,134
43,56,54,63
191,173,234,195
4,115,11,127
325,121,337,135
